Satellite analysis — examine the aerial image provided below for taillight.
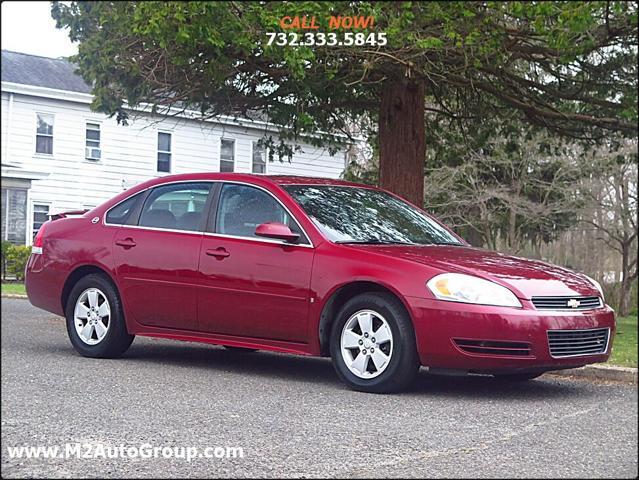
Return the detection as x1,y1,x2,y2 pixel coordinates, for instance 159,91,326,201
32,222,47,254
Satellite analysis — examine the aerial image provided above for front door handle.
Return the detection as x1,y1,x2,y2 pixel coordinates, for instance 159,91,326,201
206,247,230,259
115,238,137,249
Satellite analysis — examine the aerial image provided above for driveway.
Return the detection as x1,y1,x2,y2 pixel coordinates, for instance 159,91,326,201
1,298,637,478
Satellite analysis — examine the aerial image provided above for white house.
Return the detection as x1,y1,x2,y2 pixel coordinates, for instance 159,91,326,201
1,50,348,245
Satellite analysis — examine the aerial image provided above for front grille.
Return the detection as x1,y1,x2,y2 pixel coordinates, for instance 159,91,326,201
454,339,532,357
547,328,609,358
532,296,602,311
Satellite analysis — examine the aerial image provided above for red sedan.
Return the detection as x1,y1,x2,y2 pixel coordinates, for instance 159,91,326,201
26,174,615,392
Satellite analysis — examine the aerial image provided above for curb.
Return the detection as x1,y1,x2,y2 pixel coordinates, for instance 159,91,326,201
1,294,28,299
548,364,637,384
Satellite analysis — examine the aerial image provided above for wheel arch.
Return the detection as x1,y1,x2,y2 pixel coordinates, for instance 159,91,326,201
317,280,414,356
61,264,119,313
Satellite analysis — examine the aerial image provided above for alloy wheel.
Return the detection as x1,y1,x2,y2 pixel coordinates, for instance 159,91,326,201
340,309,393,379
74,288,111,345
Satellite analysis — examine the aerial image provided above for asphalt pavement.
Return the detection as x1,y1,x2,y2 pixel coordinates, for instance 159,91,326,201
1,298,637,478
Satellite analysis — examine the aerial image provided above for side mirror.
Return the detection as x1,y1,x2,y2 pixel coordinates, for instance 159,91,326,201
255,222,300,243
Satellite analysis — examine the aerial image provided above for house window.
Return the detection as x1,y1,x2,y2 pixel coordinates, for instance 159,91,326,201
252,141,266,174
1,187,27,244
85,123,101,160
220,139,235,172
36,113,53,154
157,132,171,172
32,204,49,240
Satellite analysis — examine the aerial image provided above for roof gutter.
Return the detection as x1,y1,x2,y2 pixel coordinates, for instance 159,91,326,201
1,81,357,143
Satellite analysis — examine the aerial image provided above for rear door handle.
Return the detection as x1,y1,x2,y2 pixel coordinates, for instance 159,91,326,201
115,238,137,249
206,247,230,259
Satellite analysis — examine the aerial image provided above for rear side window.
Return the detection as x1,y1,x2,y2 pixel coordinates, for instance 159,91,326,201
139,183,212,232
105,193,143,225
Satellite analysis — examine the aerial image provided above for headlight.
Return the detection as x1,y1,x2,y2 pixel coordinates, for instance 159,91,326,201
426,273,522,308
584,274,605,300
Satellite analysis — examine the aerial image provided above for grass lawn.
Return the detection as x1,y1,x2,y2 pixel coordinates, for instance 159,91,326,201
1,282,26,296
610,314,638,368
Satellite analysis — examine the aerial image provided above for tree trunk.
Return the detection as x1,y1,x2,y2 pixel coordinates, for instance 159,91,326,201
619,243,631,315
465,227,484,248
619,280,632,316
378,78,425,207
508,203,518,253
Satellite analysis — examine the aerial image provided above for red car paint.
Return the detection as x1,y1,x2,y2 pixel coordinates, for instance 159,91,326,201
26,173,615,373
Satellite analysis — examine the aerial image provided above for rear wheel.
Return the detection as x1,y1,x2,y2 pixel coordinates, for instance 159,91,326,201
330,293,420,393
65,274,134,358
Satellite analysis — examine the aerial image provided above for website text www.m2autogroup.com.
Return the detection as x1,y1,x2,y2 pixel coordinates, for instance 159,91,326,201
5,443,244,462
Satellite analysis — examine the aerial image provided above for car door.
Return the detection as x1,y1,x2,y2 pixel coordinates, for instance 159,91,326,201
197,182,314,342
112,182,214,331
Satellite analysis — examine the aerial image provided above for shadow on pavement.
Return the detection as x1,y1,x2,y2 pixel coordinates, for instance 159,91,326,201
39,338,594,399
409,371,593,399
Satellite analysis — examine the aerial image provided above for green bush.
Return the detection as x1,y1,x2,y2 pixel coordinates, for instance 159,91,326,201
5,245,31,281
1,240,11,280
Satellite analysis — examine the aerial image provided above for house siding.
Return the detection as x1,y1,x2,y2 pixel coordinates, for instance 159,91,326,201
1,90,346,244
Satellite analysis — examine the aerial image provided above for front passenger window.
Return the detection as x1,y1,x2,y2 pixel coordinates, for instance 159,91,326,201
139,183,211,232
215,184,308,243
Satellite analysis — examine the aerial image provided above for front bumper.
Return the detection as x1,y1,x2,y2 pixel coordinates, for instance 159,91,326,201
407,297,616,373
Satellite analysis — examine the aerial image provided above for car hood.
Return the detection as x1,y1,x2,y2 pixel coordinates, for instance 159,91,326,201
350,244,599,299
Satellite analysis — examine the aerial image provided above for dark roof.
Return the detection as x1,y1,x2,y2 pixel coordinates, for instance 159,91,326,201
0,52,318,131
1,50,92,94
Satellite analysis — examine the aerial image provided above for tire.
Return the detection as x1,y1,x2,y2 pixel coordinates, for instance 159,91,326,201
223,345,258,353
65,273,134,358
493,372,544,382
330,292,420,393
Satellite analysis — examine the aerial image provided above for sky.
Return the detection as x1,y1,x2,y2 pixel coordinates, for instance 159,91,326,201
1,1,77,58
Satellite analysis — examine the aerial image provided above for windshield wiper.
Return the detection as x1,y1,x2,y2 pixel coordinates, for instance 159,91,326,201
335,239,416,245
426,241,464,246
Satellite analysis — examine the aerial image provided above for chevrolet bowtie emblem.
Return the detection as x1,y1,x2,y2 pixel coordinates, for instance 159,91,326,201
567,299,581,308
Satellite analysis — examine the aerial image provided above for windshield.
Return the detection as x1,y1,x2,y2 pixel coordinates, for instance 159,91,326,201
283,185,463,245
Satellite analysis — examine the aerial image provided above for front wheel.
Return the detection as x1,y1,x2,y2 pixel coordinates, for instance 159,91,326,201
330,293,420,393
65,274,134,358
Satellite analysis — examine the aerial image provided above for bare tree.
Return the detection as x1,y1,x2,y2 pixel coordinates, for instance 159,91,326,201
424,131,585,253
583,140,638,315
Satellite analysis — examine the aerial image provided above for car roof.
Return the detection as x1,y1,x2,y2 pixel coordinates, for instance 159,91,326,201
266,175,371,188
132,173,374,190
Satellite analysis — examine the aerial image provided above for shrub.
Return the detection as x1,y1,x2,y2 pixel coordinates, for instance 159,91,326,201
5,245,31,281
1,240,11,280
